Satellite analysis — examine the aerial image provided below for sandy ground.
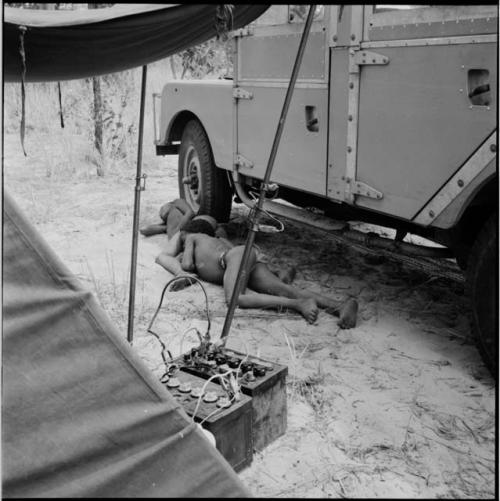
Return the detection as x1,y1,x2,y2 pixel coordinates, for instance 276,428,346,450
4,132,496,498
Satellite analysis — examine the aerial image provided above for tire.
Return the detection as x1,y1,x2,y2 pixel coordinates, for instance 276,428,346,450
466,214,498,378
178,120,232,222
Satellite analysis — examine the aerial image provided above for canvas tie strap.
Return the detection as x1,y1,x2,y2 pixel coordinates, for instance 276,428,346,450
57,82,65,128
214,5,234,41
19,25,27,156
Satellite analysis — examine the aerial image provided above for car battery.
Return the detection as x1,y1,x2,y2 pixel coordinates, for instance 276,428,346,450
162,370,253,472
174,347,288,452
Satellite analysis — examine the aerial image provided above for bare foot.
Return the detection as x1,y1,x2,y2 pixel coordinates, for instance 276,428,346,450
170,274,197,292
337,298,358,329
278,265,297,285
296,298,319,324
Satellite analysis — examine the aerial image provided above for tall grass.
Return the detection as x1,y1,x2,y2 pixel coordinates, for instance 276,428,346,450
4,37,232,179
4,60,170,177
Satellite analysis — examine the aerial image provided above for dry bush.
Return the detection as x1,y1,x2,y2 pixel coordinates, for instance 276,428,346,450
4,35,231,181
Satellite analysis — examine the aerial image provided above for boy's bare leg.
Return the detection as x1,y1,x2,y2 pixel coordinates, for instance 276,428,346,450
140,223,167,236
223,247,319,323
142,205,185,237
268,264,297,284
166,207,185,239
248,263,358,328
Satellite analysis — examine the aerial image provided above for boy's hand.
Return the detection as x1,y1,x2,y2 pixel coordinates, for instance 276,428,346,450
170,274,197,292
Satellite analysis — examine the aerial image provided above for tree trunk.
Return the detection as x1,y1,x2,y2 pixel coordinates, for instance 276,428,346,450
89,3,104,176
92,76,104,175
169,57,177,80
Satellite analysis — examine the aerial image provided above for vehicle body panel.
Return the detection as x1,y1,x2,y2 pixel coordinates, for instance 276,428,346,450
236,85,328,195
158,80,233,170
235,18,328,195
239,30,327,81
355,42,497,220
156,4,497,232
327,48,350,202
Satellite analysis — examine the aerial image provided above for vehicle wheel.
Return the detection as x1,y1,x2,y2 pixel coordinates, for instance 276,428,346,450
466,214,498,378
178,120,232,222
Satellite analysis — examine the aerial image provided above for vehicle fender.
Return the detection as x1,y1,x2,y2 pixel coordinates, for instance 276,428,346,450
412,131,497,229
157,80,233,170
432,161,497,229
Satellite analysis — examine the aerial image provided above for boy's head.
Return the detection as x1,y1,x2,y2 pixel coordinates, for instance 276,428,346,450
180,217,216,240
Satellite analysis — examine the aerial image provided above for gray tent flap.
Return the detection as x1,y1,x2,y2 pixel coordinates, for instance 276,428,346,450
2,191,250,498
4,4,269,82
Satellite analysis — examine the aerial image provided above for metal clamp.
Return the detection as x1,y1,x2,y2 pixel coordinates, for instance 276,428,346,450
136,173,147,191
233,87,253,100
235,154,254,169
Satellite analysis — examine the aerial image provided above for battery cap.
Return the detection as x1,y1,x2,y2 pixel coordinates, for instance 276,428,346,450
179,382,192,393
203,391,218,403
191,387,205,398
166,377,180,388
216,397,232,408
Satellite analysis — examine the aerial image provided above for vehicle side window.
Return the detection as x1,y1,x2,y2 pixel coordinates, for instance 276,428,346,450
288,5,324,23
373,5,428,14
366,5,498,41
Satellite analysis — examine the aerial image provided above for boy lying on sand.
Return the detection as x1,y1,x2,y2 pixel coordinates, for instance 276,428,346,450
153,211,358,328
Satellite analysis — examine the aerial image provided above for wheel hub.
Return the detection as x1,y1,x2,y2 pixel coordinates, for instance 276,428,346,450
183,145,202,210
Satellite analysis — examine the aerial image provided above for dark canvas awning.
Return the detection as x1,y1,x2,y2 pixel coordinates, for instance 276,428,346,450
4,4,269,82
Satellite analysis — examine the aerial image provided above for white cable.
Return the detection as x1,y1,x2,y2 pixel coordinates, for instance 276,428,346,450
191,369,234,422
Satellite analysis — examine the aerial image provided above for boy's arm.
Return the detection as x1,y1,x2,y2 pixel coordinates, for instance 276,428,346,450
181,234,196,272
163,231,183,257
155,252,197,291
155,252,184,275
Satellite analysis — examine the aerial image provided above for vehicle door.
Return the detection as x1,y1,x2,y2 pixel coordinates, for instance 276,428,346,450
234,5,329,196
328,5,497,221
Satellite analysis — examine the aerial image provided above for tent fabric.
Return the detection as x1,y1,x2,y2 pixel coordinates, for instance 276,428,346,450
2,191,251,498
4,4,270,82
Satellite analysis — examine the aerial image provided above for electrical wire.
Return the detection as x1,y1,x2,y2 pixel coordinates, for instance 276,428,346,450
248,191,285,233
147,325,170,367
179,326,201,358
147,275,212,373
147,275,211,335
198,395,236,426
191,369,234,422
197,333,252,425
225,338,251,389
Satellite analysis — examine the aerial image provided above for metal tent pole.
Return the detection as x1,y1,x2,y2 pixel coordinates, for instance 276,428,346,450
127,64,148,344
220,5,317,344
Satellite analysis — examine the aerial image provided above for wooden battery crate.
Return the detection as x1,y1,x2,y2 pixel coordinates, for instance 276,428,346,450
175,348,288,452
163,370,253,472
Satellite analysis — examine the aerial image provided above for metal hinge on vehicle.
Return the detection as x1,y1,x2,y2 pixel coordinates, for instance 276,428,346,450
345,178,383,201
233,26,254,38
233,87,253,100
235,154,254,169
349,50,389,74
